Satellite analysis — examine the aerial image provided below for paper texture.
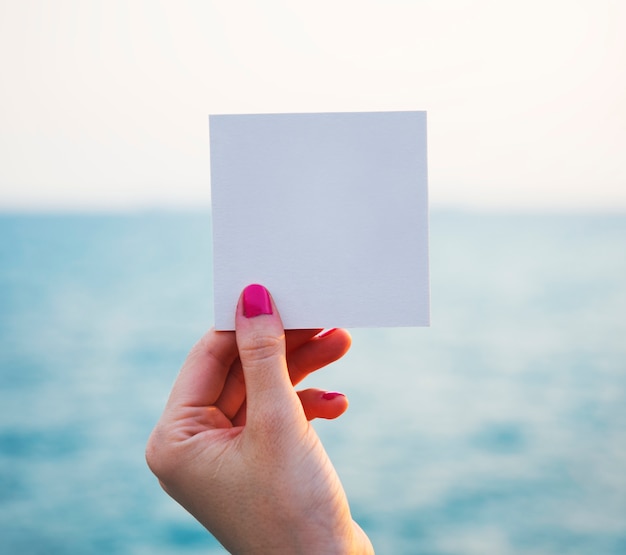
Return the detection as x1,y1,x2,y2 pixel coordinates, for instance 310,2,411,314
209,111,430,330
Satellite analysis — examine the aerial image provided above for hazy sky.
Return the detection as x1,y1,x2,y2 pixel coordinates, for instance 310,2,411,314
1,0,624,211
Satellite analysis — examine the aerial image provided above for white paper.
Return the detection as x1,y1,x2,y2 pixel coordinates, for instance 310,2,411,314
209,111,430,330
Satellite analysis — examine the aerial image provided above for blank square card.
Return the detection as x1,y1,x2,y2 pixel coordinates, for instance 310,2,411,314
209,111,430,330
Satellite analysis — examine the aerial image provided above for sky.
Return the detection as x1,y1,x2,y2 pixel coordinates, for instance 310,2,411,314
1,0,625,212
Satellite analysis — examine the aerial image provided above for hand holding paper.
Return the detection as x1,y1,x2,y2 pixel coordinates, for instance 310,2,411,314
146,285,374,553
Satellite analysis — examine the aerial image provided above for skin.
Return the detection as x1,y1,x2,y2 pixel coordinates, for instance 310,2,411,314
146,286,374,554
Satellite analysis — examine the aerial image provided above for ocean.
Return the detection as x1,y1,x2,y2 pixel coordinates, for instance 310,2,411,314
0,211,624,554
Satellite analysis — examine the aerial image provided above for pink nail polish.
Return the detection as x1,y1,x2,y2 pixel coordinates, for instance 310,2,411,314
243,284,273,318
321,391,345,401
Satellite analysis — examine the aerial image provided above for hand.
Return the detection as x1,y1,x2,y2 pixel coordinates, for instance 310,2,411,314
146,284,374,554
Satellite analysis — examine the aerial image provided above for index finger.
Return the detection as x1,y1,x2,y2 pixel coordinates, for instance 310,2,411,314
166,328,239,409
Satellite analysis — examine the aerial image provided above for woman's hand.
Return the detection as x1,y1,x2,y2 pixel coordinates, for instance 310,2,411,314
146,284,374,554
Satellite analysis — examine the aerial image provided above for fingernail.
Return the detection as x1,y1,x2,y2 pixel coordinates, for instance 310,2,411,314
317,328,338,339
321,391,345,401
243,284,273,318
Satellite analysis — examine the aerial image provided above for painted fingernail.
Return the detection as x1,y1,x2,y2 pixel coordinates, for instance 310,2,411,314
317,328,338,339
243,284,273,318
321,391,345,401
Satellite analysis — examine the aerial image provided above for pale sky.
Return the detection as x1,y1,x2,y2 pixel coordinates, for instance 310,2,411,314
1,0,625,211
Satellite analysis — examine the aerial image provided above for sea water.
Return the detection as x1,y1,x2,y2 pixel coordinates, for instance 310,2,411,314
0,211,624,554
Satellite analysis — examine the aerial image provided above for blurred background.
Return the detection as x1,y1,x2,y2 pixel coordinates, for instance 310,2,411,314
1,1,625,554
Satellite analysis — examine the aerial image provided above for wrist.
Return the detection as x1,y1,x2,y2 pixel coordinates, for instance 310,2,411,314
288,520,374,555
229,520,373,555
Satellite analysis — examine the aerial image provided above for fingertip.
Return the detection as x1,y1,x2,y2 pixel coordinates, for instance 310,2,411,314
235,284,285,339
321,391,349,416
321,391,346,401
340,328,352,352
316,327,352,357
299,388,349,421
241,284,273,318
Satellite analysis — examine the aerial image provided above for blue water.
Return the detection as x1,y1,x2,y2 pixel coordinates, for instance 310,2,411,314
1,211,625,554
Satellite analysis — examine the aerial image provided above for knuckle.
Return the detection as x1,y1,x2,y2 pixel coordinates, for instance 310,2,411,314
145,427,175,480
239,332,284,364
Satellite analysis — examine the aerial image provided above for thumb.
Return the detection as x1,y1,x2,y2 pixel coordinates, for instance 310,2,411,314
235,284,303,429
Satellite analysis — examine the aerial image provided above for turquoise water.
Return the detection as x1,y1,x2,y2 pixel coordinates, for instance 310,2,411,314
1,212,625,554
